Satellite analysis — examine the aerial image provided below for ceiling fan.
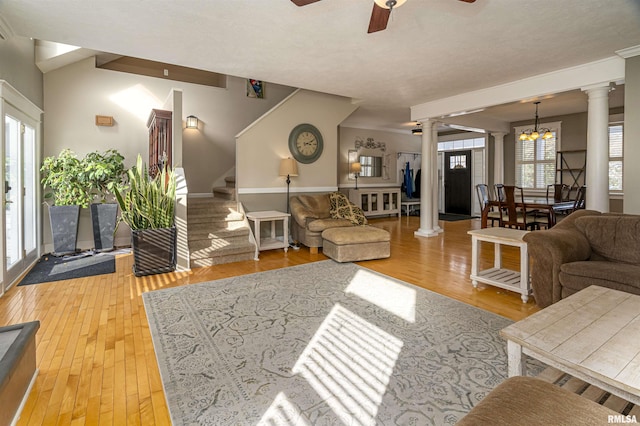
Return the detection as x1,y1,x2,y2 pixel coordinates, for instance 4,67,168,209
291,0,477,33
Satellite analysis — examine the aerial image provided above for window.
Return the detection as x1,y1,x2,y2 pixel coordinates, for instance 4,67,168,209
609,124,623,192
437,137,485,152
514,122,560,189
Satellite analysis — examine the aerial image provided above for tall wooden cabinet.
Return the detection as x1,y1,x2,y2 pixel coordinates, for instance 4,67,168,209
147,109,172,177
349,188,401,218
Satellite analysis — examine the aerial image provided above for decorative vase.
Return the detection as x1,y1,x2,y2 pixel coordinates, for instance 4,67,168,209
90,203,119,252
49,205,80,256
131,226,176,277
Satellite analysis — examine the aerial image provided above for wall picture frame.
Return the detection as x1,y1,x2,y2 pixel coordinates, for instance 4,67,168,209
246,79,265,99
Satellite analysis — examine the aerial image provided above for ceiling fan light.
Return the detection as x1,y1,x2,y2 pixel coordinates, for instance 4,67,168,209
374,0,407,9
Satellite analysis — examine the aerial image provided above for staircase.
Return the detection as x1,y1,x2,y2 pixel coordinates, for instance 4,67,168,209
212,176,236,200
187,198,256,268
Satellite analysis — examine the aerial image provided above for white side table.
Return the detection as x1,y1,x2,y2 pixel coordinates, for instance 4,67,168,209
246,210,290,260
467,227,531,303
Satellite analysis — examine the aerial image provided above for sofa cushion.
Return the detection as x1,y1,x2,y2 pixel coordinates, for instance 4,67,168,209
307,218,353,233
296,194,331,219
575,215,640,264
560,260,640,292
328,192,367,226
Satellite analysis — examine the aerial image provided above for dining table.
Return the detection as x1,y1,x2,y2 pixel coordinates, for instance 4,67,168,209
480,197,575,228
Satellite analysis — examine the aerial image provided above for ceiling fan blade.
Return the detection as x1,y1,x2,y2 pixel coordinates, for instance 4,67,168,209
458,0,477,3
367,3,391,33
291,0,322,6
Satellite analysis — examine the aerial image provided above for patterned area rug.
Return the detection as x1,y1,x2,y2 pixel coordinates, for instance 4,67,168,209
143,261,514,425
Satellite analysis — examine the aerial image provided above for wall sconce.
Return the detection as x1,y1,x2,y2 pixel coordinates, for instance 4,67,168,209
186,115,199,129
350,161,361,190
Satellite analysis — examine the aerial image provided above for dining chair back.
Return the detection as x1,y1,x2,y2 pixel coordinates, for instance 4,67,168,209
547,183,570,203
498,185,537,230
572,185,587,212
476,184,500,226
494,184,506,202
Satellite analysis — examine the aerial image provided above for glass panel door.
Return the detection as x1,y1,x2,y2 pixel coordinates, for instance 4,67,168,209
5,115,21,270
4,111,38,287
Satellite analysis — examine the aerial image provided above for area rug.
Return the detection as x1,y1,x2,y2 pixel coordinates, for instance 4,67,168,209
143,260,516,425
18,253,116,286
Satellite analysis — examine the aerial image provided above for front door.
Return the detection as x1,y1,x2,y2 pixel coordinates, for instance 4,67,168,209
444,150,472,215
4,109,38,289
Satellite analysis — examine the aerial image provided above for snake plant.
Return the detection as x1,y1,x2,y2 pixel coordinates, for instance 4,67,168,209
114,154,176,230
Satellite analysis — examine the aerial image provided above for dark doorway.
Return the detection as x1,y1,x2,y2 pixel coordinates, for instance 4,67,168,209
444,150,472,215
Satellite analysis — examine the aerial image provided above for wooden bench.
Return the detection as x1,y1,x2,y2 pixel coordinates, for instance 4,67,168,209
0,321,40,426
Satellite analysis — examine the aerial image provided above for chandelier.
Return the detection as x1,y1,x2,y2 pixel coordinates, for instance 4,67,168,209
519,101,553,141
411,122,423,135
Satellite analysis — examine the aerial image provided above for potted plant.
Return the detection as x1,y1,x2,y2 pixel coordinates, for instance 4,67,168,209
114,154,177,276
83,149,127,252
40,149,91,255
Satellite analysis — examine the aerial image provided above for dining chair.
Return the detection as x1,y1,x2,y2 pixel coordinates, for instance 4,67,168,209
572,185,587,212
476,184,501,227
546,183,570,203
497,185,538,230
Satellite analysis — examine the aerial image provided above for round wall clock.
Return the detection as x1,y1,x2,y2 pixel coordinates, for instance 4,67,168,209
288,123,323,164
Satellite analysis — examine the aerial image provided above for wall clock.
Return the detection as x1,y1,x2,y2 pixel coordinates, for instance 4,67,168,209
288,123,323,164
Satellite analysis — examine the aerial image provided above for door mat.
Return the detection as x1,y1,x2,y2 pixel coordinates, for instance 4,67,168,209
18,253,116,286
439,213,475,221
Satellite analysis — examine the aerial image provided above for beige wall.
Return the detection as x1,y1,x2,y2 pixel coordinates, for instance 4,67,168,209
236,90,358,213
624,55,640,214
338,127,421,188
43,56,295,249
0,36,43,108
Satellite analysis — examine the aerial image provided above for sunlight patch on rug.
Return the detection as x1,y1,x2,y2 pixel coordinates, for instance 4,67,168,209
143,260,517,425
346,268,416,322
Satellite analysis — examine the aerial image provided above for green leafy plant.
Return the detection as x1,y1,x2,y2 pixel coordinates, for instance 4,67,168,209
83,149,127,203
40,148,92,207
114,154,176,231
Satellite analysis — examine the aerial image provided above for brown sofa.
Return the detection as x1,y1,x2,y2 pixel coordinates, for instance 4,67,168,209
523,209,640,308
457,376,617,425
289,193,355,253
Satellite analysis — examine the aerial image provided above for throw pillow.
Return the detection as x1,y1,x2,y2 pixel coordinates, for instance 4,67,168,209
329,192,368,226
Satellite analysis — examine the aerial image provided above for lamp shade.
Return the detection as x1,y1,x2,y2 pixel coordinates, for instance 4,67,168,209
186,115,198,129
279,157,299,177
350,162,362,174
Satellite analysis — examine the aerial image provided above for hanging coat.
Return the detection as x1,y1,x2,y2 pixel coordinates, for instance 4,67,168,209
404,162,413,198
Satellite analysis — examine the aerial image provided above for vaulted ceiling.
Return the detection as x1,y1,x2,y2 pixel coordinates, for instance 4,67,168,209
1,0,639,131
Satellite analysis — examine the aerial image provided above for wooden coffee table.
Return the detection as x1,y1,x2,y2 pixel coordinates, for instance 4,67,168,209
501,285,640,405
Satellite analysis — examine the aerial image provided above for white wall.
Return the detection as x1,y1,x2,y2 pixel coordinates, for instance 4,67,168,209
43,57,295,249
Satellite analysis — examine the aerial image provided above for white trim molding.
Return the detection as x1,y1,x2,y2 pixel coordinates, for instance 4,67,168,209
616,45,640,59
238,186,338,194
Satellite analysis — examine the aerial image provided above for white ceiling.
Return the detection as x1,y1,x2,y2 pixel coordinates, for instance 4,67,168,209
1,0,639,132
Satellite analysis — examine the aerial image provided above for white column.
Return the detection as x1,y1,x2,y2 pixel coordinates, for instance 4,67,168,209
493,132,506,185
582,84,610,212
415,119,437,238
432,122,443,233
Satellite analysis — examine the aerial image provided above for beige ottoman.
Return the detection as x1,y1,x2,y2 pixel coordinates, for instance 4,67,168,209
322,226,390,262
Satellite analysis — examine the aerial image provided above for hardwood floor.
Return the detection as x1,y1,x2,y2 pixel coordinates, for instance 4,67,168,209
0,216,540,425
